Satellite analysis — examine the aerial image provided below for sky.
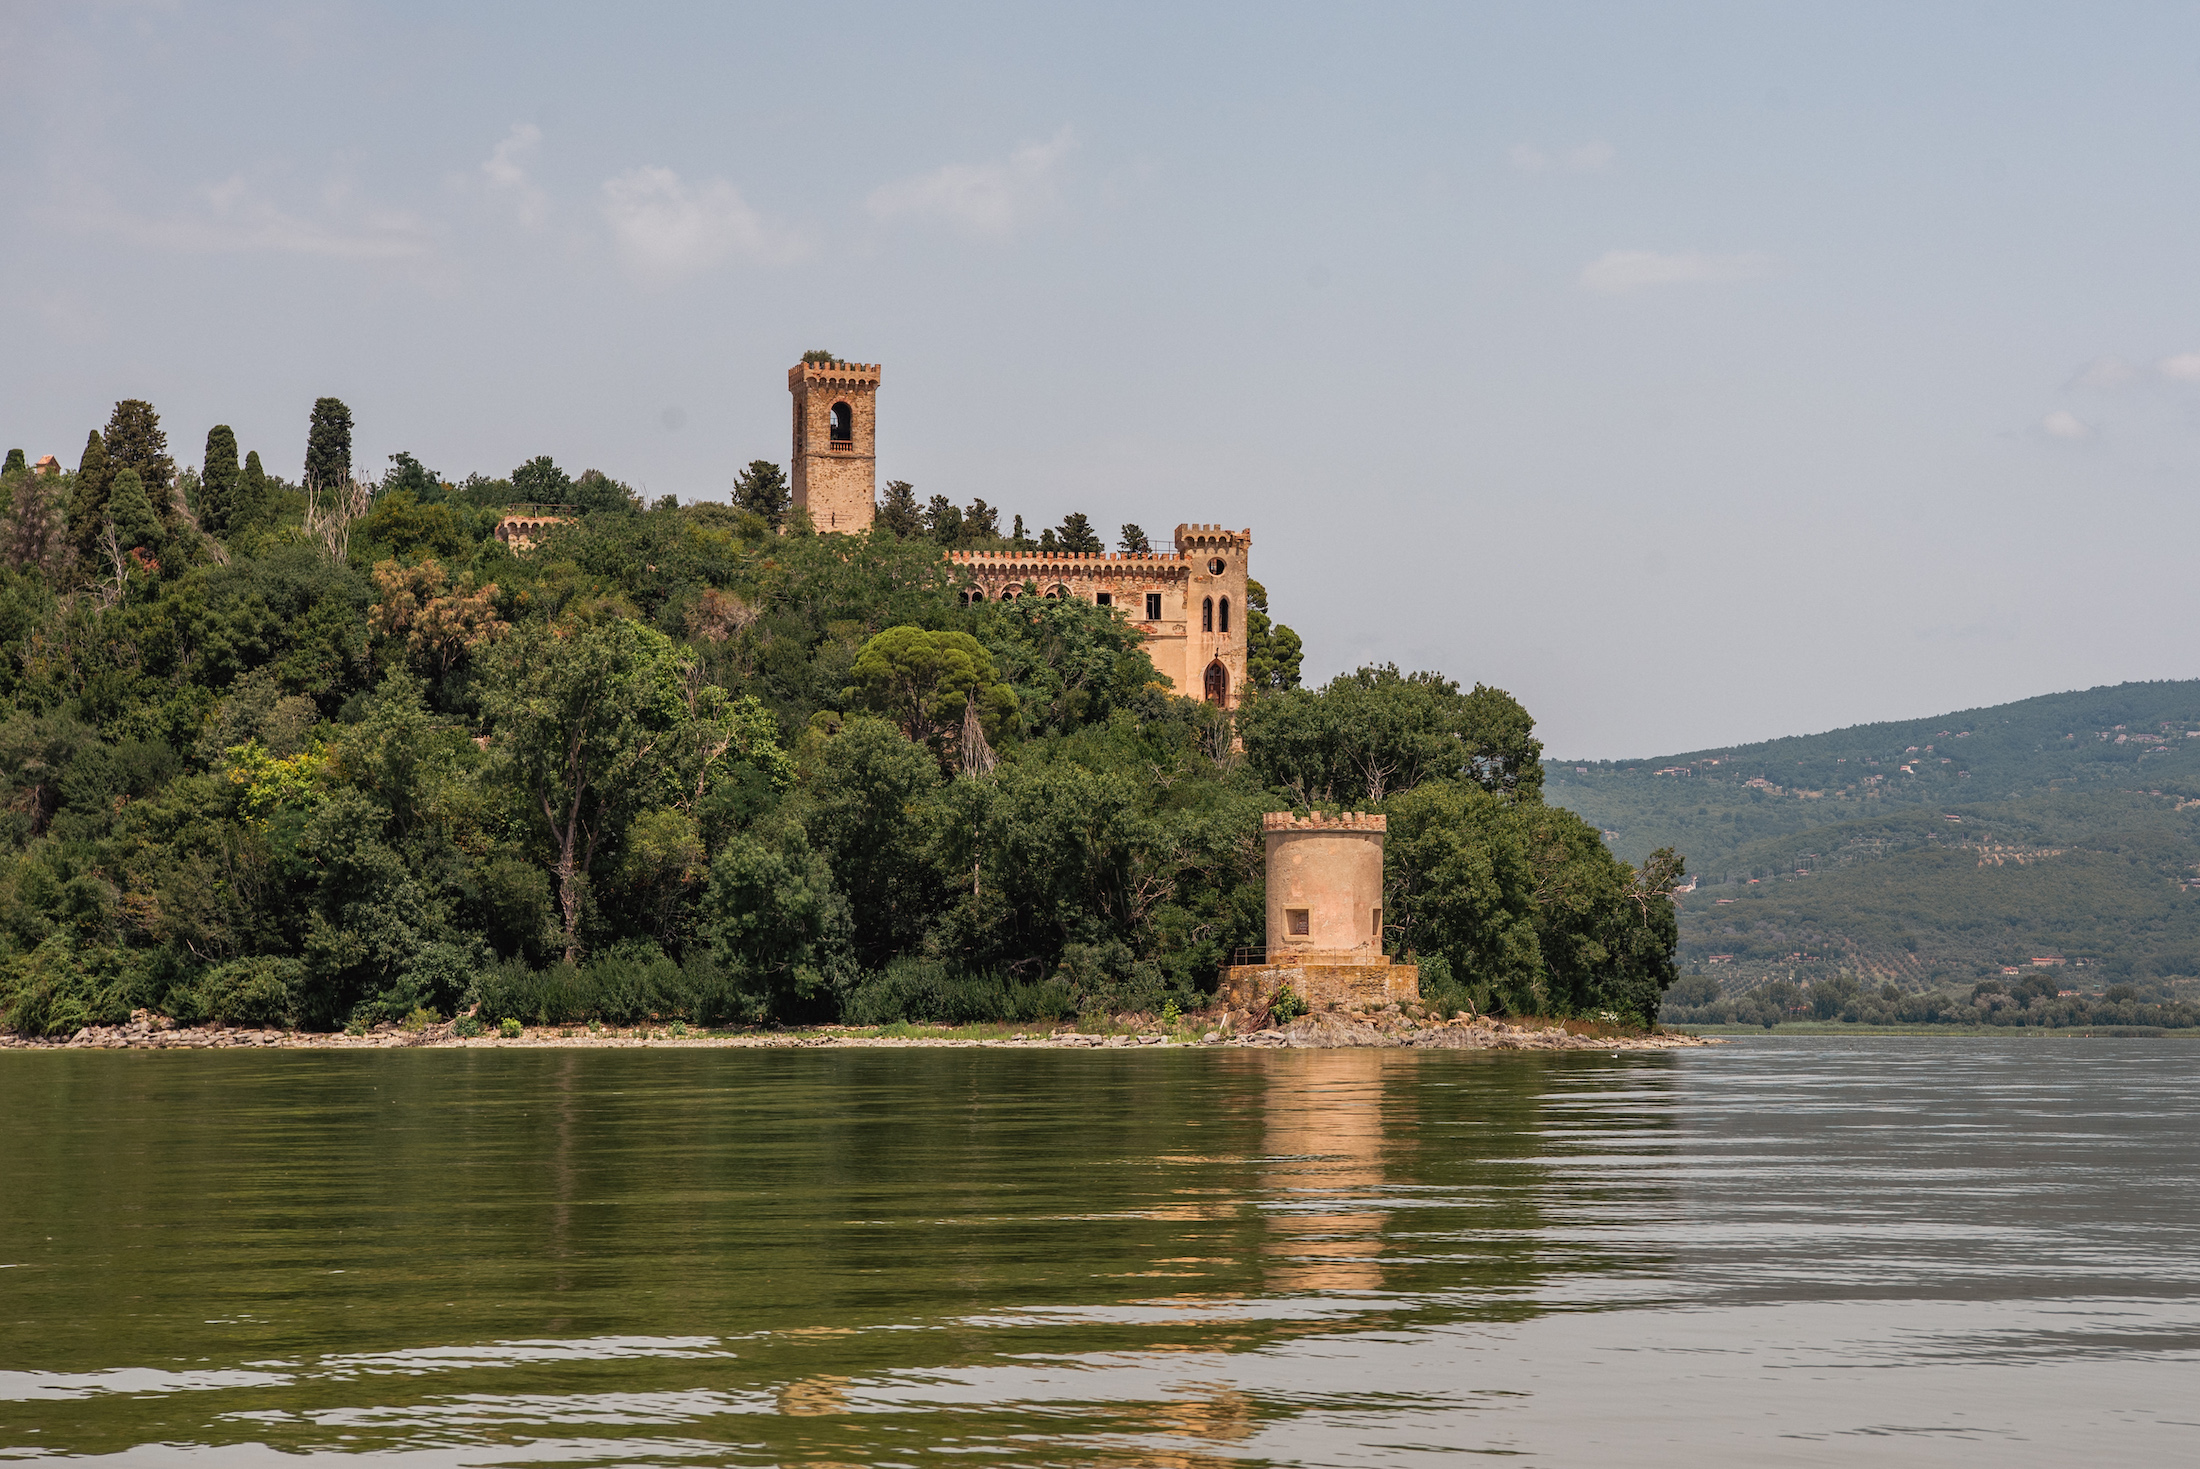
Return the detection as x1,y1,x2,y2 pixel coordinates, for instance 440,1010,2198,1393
6,2,2200,758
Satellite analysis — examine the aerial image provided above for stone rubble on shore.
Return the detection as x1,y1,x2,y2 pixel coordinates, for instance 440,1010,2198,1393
2,1005,1710,1053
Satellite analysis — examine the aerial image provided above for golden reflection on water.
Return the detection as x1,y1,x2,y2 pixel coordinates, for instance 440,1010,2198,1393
1259,1051,1397,1295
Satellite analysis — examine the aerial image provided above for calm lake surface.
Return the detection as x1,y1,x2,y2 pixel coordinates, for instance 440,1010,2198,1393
3,1038,2197,1467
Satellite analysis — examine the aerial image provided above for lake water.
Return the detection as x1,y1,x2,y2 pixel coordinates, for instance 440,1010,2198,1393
2,1038,2196,1467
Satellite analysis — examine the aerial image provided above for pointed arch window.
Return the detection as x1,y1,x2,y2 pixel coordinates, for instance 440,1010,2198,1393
1203,660,1228,706
1202,596,1214,632
1219,597,1231,634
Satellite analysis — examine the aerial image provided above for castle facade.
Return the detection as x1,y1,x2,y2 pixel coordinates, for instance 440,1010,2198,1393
789,356,1252,709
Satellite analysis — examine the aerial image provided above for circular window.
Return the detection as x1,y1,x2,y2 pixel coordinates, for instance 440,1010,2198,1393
1208,557,1226,575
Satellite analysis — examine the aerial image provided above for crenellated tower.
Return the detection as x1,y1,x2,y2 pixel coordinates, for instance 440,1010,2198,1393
788,357,879,533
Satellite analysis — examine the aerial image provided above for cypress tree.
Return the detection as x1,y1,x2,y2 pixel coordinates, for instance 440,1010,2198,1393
105,468,163,556
239,450,269,531
200,426,241,539
3,449,23,476
305,397,353,489
102,400,174,503
68,430,111,560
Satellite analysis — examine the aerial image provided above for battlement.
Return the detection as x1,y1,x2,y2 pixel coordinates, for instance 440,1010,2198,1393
1264,811,1387,833
947,548,1190,567
788,360,881,385
1174,523,1251,550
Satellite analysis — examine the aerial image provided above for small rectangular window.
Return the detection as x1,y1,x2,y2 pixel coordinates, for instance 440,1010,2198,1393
1145,593,1162,621
1287,908,1310,937
1095,592,1111,607
1371,907,1382,937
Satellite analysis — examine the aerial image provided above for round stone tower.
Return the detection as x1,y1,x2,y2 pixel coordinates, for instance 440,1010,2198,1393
1220,811,1419,1020
1264,811,1387,958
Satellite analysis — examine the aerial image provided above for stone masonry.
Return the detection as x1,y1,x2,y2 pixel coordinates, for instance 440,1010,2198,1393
789,358,880,533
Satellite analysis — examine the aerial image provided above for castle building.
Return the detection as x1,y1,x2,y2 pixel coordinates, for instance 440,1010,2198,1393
788,356,1252,709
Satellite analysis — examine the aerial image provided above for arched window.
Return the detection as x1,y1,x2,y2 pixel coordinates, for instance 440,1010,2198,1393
1046,584,1068,599
830,401,852,443
1202,596,1214,632
1203,660,1228,706
1219,597,1231,634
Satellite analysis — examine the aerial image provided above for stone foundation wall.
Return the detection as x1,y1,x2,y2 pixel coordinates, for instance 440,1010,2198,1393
1218,960,1420,1016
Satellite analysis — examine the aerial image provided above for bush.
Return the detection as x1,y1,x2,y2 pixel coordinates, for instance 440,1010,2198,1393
451,1014,483,1038
197,956,306,1028
1413,952,1480,1017
474,942,750,1027
841,957,1073,1026
499,1016,522,1038
0,937,130,1036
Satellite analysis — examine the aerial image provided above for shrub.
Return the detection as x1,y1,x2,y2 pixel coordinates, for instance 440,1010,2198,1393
473,942,750,1027
499,1016,522,1038
197,957,306,1028
1268,986,1307,1024
841,957,1073,1026
0,937,130,1036
451,1014,483,1038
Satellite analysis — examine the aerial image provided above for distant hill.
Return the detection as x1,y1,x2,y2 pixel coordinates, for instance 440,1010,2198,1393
1548,681,2200,989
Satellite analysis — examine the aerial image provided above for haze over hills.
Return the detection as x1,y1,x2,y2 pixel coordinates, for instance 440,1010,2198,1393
1547,681,2200,990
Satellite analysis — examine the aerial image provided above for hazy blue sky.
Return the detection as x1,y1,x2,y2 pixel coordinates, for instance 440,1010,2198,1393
6,3,2198,756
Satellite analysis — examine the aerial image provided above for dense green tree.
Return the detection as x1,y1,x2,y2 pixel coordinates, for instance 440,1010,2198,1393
1243,578,1303,694
923,494,963,545
975,594,1159,736
1241,664,1543,807
479,619,787,961
701,820,849,1017
570,468,640,516
1055,512,1102,554
794,716,943,965
511,454,570,505
305,397,353,489
731,460,789,528
963,498,1001,541
849,625,1017,757
379,451,441,500
200,426,241,539
67,430,110,560
1119,523,1151,555
3,450,23,475
877,479,923,539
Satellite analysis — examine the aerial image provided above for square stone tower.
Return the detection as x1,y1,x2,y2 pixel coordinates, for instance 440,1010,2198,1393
788,357,879,533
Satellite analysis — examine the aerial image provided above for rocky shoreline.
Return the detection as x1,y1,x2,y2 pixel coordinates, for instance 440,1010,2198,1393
4,1005,1714,1053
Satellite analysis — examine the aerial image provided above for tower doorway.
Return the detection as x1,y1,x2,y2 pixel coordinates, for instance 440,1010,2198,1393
1204,660,1228,705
